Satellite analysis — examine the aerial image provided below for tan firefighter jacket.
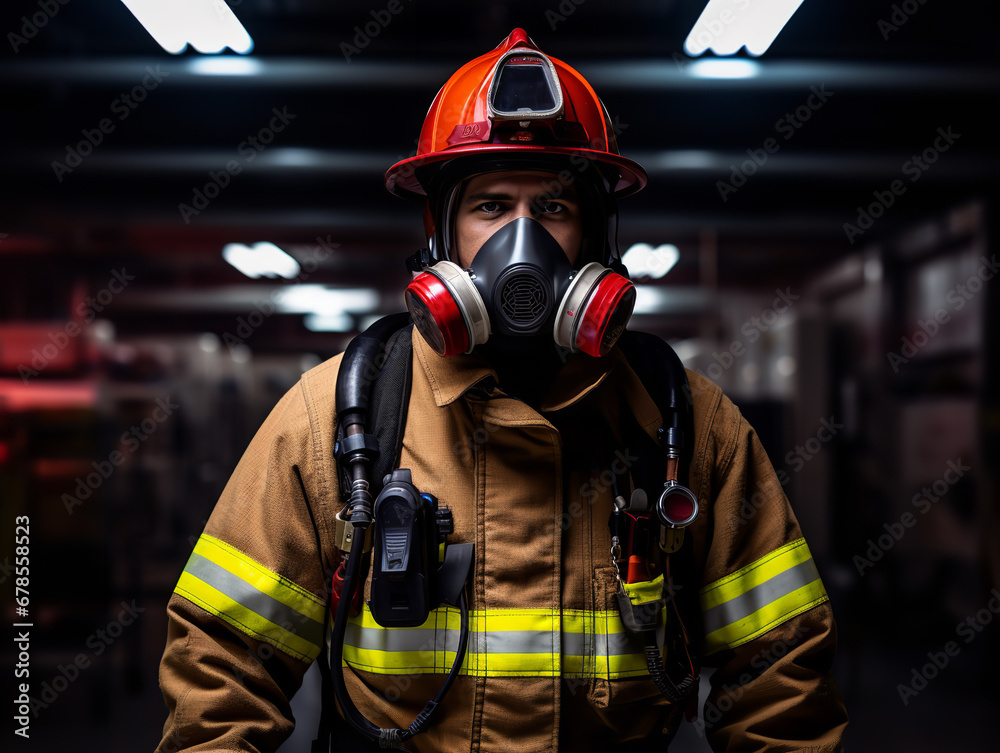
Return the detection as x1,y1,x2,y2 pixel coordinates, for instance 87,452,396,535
157,327,848,752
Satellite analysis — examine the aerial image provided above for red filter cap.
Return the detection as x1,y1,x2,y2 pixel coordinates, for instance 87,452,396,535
575,273,635,357
405,273,470,357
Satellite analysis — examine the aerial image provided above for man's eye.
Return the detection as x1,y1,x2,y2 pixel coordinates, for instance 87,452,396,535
538,201,564,214
477,201,503,214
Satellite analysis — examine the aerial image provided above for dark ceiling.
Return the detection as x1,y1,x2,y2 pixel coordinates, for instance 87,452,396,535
1,0,998,350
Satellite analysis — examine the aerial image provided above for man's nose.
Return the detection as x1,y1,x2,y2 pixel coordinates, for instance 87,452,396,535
512,199,537,220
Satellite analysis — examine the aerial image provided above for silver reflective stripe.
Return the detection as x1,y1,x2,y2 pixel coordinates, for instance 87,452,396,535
471,630,555,654
185,552,324,647
562,631,636,657
701,557,822,636
345,623,641,658
344,623,462,654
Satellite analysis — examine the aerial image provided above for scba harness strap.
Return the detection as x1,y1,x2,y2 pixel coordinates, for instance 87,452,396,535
315,315,700,752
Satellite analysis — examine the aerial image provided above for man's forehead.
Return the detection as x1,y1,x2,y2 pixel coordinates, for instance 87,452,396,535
461,170,579,200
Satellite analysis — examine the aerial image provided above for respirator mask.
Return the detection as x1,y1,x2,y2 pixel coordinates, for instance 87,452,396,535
405,215,636,358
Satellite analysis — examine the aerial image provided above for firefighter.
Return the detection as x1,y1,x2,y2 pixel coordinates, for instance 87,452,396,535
157,29,848,752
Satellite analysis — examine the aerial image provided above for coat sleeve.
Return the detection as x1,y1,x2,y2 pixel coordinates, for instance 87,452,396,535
156,358,342,753
688,373,848,752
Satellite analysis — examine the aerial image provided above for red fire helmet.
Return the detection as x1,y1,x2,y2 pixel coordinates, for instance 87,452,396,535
384,28,647,201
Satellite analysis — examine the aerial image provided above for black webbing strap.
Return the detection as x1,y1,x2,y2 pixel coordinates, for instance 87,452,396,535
367,323,414,490
619,330,694,487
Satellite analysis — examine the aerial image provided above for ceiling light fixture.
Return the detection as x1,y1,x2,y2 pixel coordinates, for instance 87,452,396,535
223,242,301,279
274,286,380,316
622,243,680,280
304,313,355,333
684,0,806,58
688,59,761,79
188,57,263,76
119,0,254,55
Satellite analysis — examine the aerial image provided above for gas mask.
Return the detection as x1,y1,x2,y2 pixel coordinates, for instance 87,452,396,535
405,216,636,358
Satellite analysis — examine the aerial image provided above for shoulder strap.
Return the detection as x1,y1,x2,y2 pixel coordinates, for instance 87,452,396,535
618,330,694,487
334,318,414,500
367,323,415,488
320,316,413,753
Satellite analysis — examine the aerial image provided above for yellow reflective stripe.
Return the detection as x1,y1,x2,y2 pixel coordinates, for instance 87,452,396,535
342,604,653,679
173,533,325,662
700,538,829,654
176,571,321,662
701,539,814,610
193,534,325,623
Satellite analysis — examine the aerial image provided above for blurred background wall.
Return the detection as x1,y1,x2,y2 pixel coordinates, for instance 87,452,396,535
0,1,997,751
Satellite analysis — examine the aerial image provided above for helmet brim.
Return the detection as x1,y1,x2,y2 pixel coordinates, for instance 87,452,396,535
385,144,647,201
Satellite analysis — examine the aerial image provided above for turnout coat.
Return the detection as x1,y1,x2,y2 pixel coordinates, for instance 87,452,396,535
157,328,848,752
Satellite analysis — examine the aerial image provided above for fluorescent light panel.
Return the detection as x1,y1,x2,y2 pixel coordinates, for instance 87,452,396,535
188,57,264,76
622,243,680,280
274,286,380,316
304,313,355,333
119,0,254,55
684,0,806,58
688,59,761,79
223,242,301,279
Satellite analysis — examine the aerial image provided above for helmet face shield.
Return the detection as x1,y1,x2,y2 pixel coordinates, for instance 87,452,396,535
488,50,564,121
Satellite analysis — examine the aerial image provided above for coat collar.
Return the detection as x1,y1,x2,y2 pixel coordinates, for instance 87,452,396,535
412,327,615,412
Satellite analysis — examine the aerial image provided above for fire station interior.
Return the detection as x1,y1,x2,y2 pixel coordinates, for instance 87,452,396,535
1,1,997,750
